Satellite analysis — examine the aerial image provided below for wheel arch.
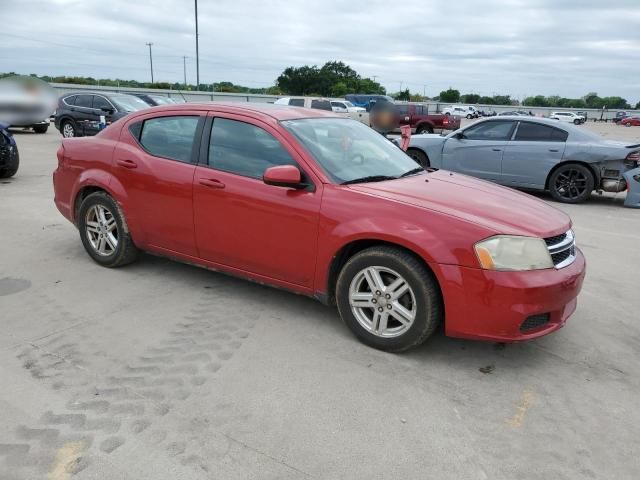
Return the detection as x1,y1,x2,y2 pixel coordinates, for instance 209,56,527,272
324,238,443,308
545,160,600,190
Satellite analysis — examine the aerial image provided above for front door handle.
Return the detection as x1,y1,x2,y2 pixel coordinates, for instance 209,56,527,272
492,148,502,152
116,159,138,169
199,178,225,189
549,149,559,152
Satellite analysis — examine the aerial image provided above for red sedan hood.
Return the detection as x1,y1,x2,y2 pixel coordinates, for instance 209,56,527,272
348,170,571,238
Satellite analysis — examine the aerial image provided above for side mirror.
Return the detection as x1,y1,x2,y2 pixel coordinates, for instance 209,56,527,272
101,107,114,114
454,131,465,139
263,165,304,189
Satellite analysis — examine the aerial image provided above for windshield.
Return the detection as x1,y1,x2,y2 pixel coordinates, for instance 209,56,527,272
283,118,422,184
344,101,355,108
111,94,150,112
149,95,174,105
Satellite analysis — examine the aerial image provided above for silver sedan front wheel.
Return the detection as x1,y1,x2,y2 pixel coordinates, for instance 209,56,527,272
85,204,118,256
349,266,417,338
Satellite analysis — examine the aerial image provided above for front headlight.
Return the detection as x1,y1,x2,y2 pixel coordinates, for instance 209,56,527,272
474,235,553,271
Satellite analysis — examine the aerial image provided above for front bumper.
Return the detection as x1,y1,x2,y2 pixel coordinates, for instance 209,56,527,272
438,248,586,342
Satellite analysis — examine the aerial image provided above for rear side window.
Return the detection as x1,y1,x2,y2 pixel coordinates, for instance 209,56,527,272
515,122,568,142
75,95,93,108
289,98,304,107
208,118,296,179
138,116,200,163
310,99,332,111
63,95,78,106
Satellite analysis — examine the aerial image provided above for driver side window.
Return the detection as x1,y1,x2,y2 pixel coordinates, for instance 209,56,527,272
463,121,515,140
208,118,297,179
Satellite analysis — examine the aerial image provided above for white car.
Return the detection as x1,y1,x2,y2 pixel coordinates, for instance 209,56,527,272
550,111,585,125
330,100,366,113
274,97,370,125
442,105,478,119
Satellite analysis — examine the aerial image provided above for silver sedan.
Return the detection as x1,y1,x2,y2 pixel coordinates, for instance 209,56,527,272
406,116,640,206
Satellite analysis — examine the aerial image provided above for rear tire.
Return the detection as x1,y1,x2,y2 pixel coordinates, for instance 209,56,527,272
78,192,139,267
415,125,433,134
548,163,594,204
573,119,580,125
336,246,442,352
466,114,473,119
33,125,48,134
406,148,429,167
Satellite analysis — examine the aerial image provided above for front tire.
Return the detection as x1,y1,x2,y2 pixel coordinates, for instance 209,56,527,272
78,192,139,267
406,148,429,167
573,119,580,125
61,120,77,138
548,163,594,204
33,125,48,134
336,246,442,352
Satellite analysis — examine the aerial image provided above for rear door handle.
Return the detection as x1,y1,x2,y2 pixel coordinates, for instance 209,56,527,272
116,159,138,169
199,178,225,189
549,149,559,152
492,148,502,151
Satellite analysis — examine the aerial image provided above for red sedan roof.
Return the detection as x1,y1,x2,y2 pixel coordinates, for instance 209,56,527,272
141,101,342,121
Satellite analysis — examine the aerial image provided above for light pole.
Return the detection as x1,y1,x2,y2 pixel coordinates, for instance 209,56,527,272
146,42,154,83
195,0,200,91
183,56,187,88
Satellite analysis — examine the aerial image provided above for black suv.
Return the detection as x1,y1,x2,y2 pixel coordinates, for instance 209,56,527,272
54,92,150,137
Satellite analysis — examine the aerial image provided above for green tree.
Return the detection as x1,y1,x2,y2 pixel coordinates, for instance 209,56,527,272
461,93,480,104
478,96,495,105
394,88,411,101
439,88,460,103
523,95,548,107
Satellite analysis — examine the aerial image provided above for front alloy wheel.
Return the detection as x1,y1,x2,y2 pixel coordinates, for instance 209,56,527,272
349,266,416,338
336,246,442,352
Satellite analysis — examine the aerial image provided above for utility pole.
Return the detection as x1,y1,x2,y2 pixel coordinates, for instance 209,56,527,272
183,56,187,88
372,75,378,82
146,42,154,83
195,0,200,91
399,81,403,92
423,85,426,97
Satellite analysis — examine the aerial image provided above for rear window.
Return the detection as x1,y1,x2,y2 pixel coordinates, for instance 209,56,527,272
289,98,304,107
138,116,200,163
515,122,568,142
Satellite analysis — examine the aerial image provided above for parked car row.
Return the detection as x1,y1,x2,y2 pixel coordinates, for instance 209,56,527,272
52,91,184,138
52,103,587,352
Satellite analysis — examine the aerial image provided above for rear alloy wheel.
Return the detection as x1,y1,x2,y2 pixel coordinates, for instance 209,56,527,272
625,122,631,127
406,148,429,167
415,125,433,134
62,121,76,138
549,163,594,204
466,114,473,119
336,246,442,352
78,192,138,267
573,119,580,125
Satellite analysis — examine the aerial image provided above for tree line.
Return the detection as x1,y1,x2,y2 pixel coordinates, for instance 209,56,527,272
3,65,638,109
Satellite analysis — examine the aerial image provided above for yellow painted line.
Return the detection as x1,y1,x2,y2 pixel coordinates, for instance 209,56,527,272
507,388,534,427
48,441,84,480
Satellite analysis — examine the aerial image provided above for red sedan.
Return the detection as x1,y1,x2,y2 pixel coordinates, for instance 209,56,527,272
621,116,640,127
53,103,585,351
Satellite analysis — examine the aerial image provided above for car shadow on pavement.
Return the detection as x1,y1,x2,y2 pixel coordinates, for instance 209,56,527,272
128,253,562,376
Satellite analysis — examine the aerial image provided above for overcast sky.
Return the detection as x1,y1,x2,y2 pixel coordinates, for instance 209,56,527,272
1,0,639,102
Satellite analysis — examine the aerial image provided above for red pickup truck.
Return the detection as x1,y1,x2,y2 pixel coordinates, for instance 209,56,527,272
396,103,461,134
